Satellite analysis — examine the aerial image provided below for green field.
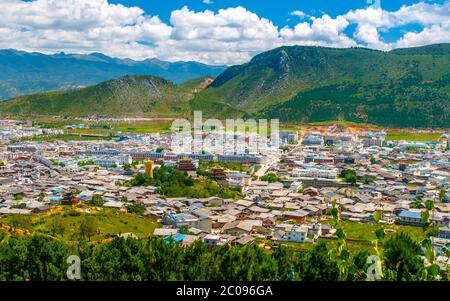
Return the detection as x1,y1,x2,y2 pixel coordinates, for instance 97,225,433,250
387,131,443,142
112,122,173,134
38,118,297,135
333,220,425,241
40,119,174,134
24,118,174,136
306,120,380,128
0,207,157,242
15,133,114,142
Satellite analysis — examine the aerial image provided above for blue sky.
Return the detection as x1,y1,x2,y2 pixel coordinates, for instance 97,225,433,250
110,0,445,26
109,0,447,43
0,0,448,65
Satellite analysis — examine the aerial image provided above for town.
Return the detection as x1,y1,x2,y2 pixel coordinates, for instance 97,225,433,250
0,119,449,269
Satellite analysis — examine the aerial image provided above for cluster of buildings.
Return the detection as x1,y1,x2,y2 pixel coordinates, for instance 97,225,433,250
0,120,63,142
0,121,449,257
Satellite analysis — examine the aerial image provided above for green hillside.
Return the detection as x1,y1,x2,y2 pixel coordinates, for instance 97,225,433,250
0,44,449,128
193,44,450,127
0,49,225,100
0,75,192,118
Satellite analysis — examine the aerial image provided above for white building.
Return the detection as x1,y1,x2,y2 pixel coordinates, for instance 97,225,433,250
291,167,338,179
94,155,132,167
282,226,308,242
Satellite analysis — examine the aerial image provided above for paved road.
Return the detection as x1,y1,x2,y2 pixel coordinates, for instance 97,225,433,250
255,142,302,178
254,158,276,177
255,131,303,178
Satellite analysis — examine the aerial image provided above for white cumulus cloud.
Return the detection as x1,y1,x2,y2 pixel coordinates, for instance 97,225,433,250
290,10,308,19
0,0,448,65
280,15,356,48
344,2,450,50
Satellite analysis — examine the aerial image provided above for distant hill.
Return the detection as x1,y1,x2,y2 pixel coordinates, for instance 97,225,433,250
192,43,450,128
0,75,192,118
180,76,215,91
1,44,449,128
0,49,226,100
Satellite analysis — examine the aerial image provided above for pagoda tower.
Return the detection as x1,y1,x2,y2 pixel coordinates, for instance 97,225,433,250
176,156,197,177
210,165,227,182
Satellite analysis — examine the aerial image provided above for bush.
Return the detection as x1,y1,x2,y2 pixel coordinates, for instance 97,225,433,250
340,169,358,186
127,204,145,215
64,210,81,217
11,203,27,209
260,172,281,183
87,194,104,207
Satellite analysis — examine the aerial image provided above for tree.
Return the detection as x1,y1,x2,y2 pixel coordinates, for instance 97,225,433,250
127,203,145,215
351,250,370,280
24,235,69,280
383,233,423,281
272,245,298,280
78,160,94,167
331,199,341,227
260,173,281,183
421,238,439,280
13,194,24,201
425,200,435,212
439,188,446,203
83,237,146,281
88,194,104,207
421,200,435,231
370,228,385,280
49,216,66,237
299,242,340,281
339,169,358,186
0,233,442,281
79,216,98,241
9,215,31,229
280,145,289,153
410,198,422,209
373,211,382,224
128,165,241,199
364,177,375,184
128,173,153,187
38,192,45,202
0,236,29,280
11,203,26,209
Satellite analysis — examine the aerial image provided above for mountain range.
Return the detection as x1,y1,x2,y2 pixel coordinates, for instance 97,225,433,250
0,75,200,118
0,44,449,128
0,49,225,100
192,43,450,127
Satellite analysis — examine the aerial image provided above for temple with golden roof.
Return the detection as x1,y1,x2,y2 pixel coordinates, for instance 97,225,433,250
176,156,197,177
210,166,227,182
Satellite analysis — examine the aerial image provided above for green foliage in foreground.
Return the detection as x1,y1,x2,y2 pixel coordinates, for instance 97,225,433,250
0,232,447,281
